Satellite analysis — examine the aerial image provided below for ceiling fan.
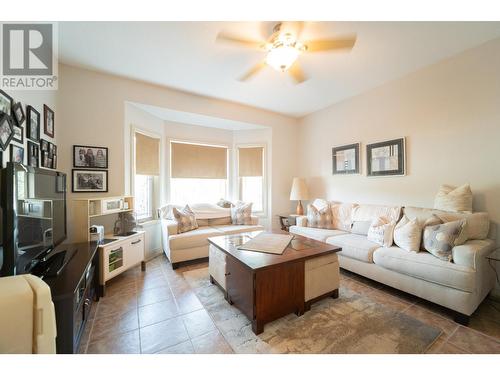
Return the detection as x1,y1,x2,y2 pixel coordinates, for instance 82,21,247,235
216,22,357,84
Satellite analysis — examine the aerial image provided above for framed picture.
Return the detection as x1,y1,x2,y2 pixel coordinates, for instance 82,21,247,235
48,141,55,156
27,141,39,167
12,125,23,144
41,151,50,168
26,106,40,142
43,104,55,138
41,139,49,152
52,155,57,169
10,144,24,164
12,102,25,126
0,90,13,116
0,113,14,151
72,169,108,193
332,143,360,175
366,137,406,177
73,145,108,169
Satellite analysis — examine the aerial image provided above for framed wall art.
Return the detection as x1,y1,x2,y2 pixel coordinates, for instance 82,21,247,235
0,113,14,151
26,105,40,142
73,145,108,169
12,102,25,126
332,143,360,175
366,137,406,177
72,169,108,193
0,90,13,116
27,141,39,167
44,104,55,138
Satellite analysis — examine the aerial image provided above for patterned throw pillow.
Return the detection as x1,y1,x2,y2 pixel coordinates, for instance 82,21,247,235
231,202,253,225
216,198,233,208
367,216,395,247
331,202,356,231
307,204,334,229
434,184,472,213
172,205,198,233
393,215,422,252
423,219,466,262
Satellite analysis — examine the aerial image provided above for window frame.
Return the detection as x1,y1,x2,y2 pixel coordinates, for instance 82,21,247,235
236,143,267,217
168,139,230,205
131,127,162,224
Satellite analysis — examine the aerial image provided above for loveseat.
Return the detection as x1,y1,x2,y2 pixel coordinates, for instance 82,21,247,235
289,200,497,323
159,203,263,268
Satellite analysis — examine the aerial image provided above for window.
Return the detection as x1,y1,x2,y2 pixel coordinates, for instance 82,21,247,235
238,146,265,214
134,131,160,223
134,175,154,221
170,141,228,204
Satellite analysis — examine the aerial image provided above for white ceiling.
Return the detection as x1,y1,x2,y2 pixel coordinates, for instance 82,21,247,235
59,22,500,117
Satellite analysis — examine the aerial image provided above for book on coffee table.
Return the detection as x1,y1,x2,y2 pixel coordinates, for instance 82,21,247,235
237,232,293,255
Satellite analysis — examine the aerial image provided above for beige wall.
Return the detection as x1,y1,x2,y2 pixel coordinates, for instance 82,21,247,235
58,64,298,241
298,38,500,294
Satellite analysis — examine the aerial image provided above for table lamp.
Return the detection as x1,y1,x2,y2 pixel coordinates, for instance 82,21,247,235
290,177,309,215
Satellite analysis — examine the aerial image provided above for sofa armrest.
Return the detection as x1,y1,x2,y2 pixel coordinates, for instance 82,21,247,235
161,218,178,236
295,215,308,227
452,239,495,269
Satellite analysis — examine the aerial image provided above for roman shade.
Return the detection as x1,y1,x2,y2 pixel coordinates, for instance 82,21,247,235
135,132,160,176
171,142,227,179
238,147,263,177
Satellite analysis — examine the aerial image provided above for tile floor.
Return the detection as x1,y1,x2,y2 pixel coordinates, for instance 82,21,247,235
79,255,500,354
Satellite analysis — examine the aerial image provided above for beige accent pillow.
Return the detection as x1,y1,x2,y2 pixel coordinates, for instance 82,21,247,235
331,202,356,231
172,205,198,233
307,204,334,229
231,202,253,225
367,216,395,247
434,184,472,213
423,220,466,262
216,198,233,208
436,212,489,240
394,215,422,252
311,198,329,212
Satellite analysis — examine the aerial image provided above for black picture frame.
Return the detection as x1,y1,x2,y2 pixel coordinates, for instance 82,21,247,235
0,113,14,151
41,139,49,152
48,141,55,157
0,89,13,116
12,125,23,144
366,137,406,177
43,104,55,138
12,102,25,126
73,145,108,169
72,169,108,193
27,141,39,168
10,143,24,164
26,105,40,142
332,143,360,175
41,151,50,168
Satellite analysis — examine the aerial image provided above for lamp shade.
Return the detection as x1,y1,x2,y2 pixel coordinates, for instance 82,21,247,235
290,177,309,201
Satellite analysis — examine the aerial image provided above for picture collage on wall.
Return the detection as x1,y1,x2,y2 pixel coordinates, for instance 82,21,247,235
72,145,109,193
332,137,406,177
0,89,57,170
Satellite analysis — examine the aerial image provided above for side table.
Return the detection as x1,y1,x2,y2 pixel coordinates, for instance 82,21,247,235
278,214,299,232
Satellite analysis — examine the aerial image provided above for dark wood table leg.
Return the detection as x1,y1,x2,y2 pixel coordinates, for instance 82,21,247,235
141,261,146,272
252,320,264,335
331,289,339,299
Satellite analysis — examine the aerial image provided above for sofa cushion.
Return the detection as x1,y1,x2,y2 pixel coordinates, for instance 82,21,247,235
208,216,232,226
331,202,357,231
172,205,198,233
434,184,472,213
373,246,475,292
169,227,223,250
289,226,347,242
393,215,422,252
231,202,253,225
351,220,371,236
211,224,263,235
307,204,334,229
352,204,401,223
326,234,381,263
367,216,395,247
423,220,467,262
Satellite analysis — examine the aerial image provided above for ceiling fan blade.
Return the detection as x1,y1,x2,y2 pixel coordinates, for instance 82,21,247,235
288,62,307,84
216,31,264,49
304,36,357,52
238,61,266,81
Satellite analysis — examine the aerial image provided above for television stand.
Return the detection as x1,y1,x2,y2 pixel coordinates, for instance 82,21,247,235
31,248,77,279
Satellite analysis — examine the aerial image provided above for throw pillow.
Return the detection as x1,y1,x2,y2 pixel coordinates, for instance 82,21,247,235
231,202,253,225
311,198,329,212
367,216,395,247
172,205,198,233
350,220,372,236
216,198,233,208
423,219,466,262
331,202,356,231
436,212,490,241
434,184,472,213
307,204,334,229
393,215,422,252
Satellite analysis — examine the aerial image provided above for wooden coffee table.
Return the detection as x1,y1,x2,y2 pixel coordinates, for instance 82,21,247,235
208,231,341,334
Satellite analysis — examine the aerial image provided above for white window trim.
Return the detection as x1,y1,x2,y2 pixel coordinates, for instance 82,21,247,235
236,143,268,218
131,126,162,222
167,138,231,204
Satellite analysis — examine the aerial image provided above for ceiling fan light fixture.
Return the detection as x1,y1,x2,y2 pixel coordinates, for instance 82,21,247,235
266,45,300,72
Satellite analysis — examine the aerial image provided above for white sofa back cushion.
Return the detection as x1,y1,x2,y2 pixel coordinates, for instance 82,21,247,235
190,203,231,219
352,204,402,223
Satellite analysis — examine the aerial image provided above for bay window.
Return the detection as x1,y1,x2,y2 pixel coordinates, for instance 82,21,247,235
238,146,265,214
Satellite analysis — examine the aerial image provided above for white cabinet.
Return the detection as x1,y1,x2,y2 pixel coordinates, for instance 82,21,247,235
99,232,145,291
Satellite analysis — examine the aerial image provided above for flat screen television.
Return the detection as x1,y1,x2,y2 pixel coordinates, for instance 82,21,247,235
0,162,67,276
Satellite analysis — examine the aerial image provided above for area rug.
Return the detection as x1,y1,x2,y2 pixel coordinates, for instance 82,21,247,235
183,267,442,354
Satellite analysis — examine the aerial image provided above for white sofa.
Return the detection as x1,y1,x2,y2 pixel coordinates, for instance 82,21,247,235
159,203,263,268
290,201,497,324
